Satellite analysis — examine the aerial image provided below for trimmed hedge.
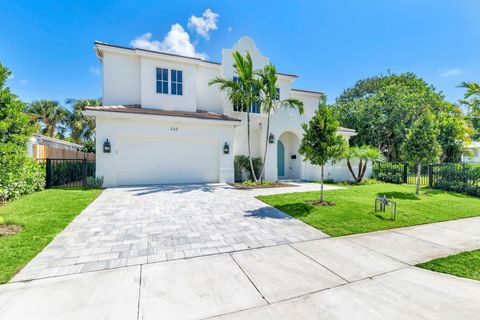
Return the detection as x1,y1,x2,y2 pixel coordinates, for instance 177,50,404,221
371,163,404,184
433,163,480,196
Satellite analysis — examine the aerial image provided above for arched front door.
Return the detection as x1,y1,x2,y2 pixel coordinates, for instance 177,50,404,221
277,141,285,177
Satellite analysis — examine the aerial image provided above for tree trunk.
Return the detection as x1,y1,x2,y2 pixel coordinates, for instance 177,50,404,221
416,163,421,195
346,159,357,181
357,159,363,180
258,112,271,182
320,165,324,203
359,161,368,182
247,111,258,182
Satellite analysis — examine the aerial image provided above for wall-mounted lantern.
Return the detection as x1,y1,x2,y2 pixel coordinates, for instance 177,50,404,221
103,139,111,153
269,133,275,144
223,142,230,154
291,155,297,159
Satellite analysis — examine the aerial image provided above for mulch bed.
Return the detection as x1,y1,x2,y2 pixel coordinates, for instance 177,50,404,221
0,224,23,237
229,182,296,190
305,200,336,206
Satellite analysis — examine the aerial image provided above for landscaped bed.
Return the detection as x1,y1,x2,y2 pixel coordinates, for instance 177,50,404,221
257,183,480,237
417,249,480,281
0,188,102,283
230,181,295,189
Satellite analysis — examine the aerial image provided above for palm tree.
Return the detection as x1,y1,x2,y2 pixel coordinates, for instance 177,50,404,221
209,51,261,182
26,100,68,137
256,63,304,181
66,98,101,143
344,145,384,183
458,82,480,113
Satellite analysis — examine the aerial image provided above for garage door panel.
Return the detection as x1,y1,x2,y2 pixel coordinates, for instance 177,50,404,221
117,136,219,185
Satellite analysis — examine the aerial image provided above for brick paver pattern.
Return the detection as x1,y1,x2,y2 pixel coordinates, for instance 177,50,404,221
13,183,334,281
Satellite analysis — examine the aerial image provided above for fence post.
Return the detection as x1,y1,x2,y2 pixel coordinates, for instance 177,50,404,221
82,158,87,189
428,165,433,188
462,162,467,183
403,163,408,183
46,158,52,188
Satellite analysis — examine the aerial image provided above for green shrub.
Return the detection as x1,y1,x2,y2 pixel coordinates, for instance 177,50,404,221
371,164,404,184
86,176,103,189
234,155,262,182
0,157,45,202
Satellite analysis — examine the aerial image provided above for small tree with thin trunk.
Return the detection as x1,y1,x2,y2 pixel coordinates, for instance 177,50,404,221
401,109,441,195
299,99,347,204
345,145,384,183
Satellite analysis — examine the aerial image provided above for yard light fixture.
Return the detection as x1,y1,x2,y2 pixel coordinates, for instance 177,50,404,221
223,142,230,154
103,139,111,153
269,133,275,144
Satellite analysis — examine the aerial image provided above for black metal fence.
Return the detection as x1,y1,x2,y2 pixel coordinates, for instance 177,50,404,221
372,161,480,196
39,158,96,188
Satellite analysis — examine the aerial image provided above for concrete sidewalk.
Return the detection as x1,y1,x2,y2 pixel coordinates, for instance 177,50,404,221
1,216,480,319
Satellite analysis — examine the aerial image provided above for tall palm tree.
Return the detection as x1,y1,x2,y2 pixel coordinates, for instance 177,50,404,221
209,51,261,182
256,63,304,181
26,100,68,137
66,98,101,143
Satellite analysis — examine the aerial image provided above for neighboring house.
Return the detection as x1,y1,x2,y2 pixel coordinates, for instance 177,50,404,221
84,37,357,187
462,141,480,163
28,133,85,160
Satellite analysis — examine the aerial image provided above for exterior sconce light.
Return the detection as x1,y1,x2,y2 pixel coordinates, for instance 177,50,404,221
223,142,230,154
269,133,275,144
103,139,111,153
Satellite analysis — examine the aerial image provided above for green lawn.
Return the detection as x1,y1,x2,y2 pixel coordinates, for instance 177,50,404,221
257,183,480,237
0,189,102,283
417,250,480,281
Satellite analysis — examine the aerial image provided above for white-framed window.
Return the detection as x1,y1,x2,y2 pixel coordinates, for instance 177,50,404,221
171,69,183,96
156,68,169,94
275,87,280,100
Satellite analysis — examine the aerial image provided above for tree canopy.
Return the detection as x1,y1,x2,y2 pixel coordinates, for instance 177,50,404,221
334,72,467,162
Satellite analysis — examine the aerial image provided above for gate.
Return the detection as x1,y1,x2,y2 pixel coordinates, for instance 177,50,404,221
43,158,96,188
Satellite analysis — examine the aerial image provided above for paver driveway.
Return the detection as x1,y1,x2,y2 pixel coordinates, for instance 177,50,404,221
13,182,333,281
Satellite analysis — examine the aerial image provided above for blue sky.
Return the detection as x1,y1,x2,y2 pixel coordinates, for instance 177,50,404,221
1,0,479,105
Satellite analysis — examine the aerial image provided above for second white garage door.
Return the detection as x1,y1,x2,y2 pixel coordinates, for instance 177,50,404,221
117,136,219,185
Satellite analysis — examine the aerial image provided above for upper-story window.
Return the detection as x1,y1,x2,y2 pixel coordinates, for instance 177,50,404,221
275,88,280,100
156,68,183,96
232,76,261,113
156,68,169,94
171,69,183,96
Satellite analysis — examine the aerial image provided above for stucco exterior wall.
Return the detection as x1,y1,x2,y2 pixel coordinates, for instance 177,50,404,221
95,114,235,187
103,52,141,106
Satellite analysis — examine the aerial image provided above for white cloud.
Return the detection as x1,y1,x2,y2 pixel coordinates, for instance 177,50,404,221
130,24,207,59
441,68,463,77
188,9,219,39
228,26,232,32
20,79,28,85
89,66,100,76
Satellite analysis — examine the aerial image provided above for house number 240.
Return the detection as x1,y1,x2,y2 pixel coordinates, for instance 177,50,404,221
170,126,179,132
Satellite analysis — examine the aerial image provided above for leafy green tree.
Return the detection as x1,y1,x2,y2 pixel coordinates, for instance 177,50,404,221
66,98,100,144
334,72,459,161
256,63,304,181
344,145,384,183
299,100,347,203
0,63,44,201
26,99,68,137
402,109,441,195
437,105,468,162
209,51,261,181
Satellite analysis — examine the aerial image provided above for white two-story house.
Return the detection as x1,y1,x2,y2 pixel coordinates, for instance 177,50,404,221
84,36,356,187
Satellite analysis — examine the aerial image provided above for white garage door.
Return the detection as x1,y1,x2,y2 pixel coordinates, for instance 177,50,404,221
117,136,219,185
